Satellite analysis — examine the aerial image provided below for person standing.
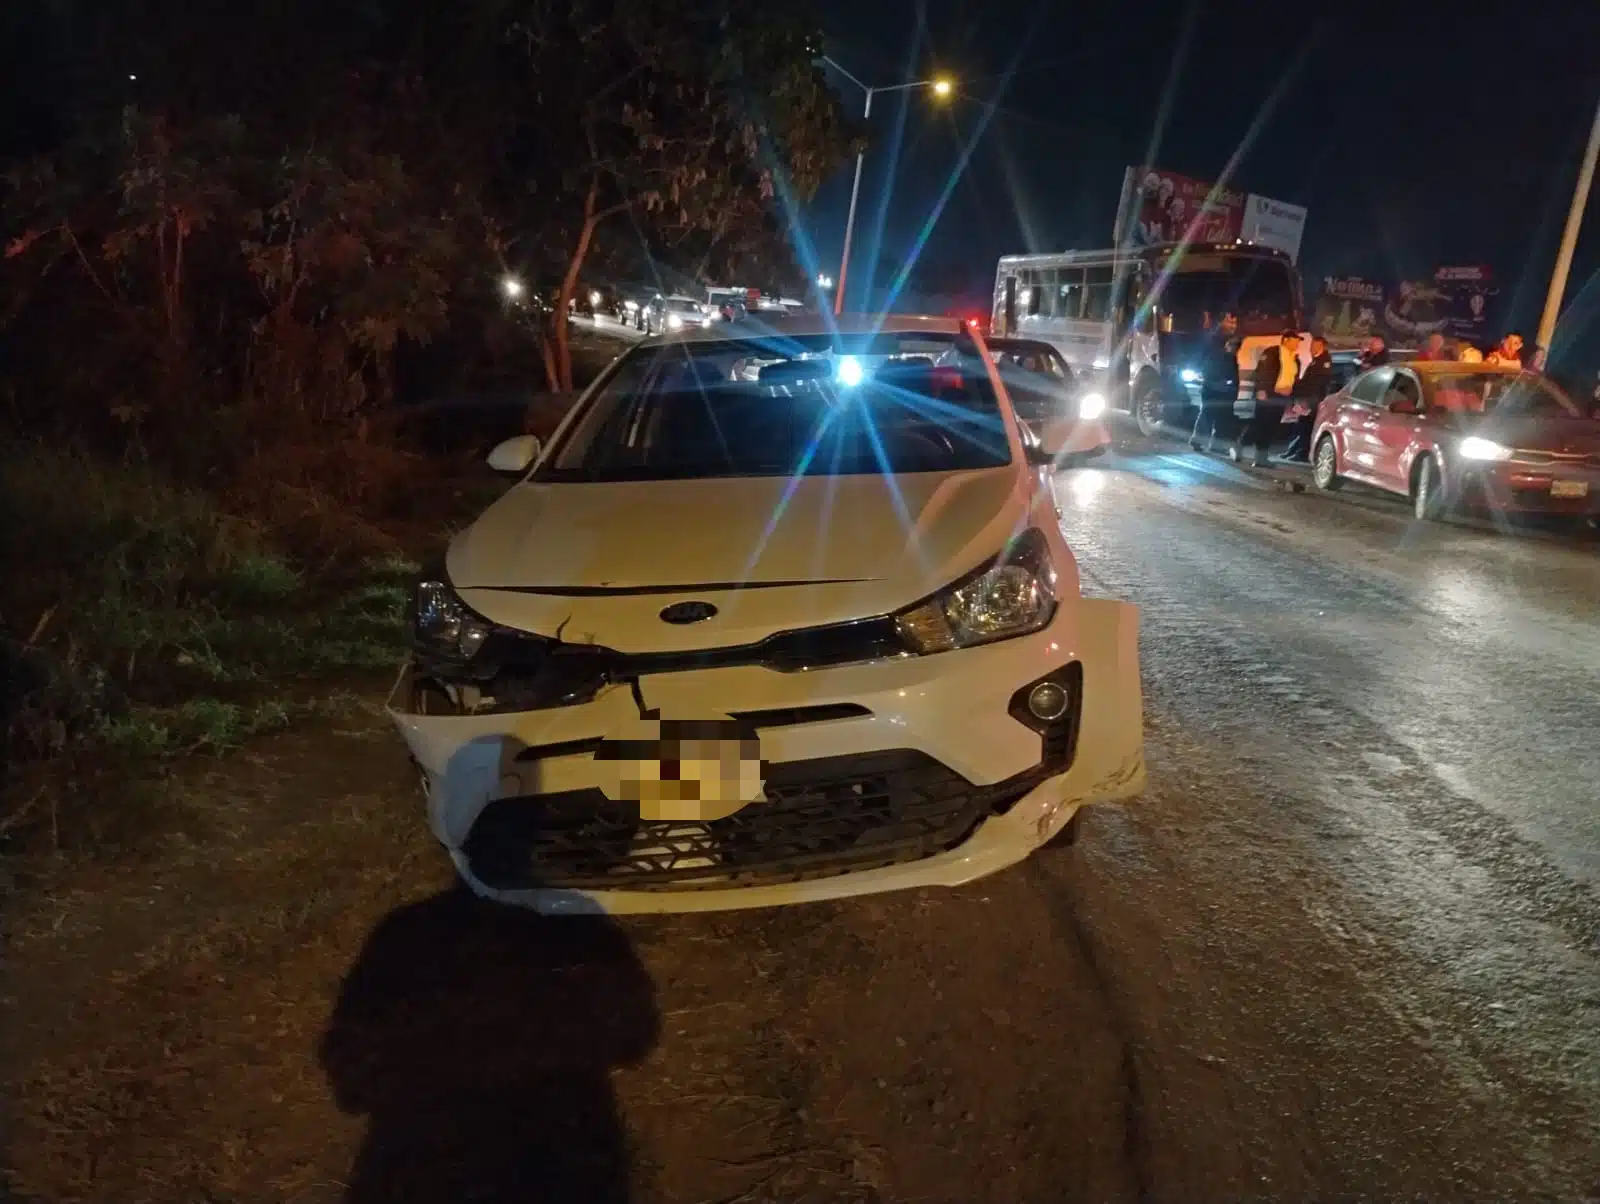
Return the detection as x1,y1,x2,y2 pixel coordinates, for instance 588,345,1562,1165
1486,332,1524,367
1188,312,1243,453
1281,335,1332,463
1233,330,1300,467
1419,332,1448,361
1359,335,1390,369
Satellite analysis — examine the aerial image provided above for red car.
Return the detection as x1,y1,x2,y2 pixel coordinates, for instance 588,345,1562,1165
1311,362,1600,522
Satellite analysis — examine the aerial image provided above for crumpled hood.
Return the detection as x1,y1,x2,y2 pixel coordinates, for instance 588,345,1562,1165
447,468,1031,653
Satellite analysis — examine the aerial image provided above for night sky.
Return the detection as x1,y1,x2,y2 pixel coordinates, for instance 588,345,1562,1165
807,0,1600,356
5,0,1600,361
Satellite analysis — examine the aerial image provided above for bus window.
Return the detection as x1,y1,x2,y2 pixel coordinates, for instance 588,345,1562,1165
1035,269,1057,318
1083,266,1114,323
1023,270,1043,317
1056,269,1084,320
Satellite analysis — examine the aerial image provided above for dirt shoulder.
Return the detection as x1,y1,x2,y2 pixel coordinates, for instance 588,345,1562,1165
3,687,1593,1202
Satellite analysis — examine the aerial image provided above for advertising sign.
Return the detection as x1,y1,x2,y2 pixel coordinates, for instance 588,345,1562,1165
1313,267,1499,348
1241,194,1308,263
1431,265,1497,342
1312,277,1386,344
1114,166,1245,248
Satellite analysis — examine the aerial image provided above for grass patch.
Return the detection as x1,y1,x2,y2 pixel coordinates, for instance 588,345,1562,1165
1,441,415,770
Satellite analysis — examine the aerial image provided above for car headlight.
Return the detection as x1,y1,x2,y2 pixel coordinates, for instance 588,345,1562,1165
667,313,684,330
1458,436,1512,462
413,577,492,666
894,529,1058,654
1180,368,1202,383
1078,391,1107,420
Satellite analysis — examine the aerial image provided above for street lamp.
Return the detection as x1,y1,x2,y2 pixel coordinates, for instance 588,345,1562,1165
501,276,525,300
821,57,955,315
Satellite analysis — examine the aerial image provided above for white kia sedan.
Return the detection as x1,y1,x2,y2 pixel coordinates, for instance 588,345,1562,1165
391,315,1145,914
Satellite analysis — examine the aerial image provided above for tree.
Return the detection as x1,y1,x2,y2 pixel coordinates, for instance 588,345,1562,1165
505,1,855,389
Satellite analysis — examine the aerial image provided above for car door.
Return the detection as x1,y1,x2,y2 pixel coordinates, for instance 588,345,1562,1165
1336,367,1391,482
1371,368,1424,490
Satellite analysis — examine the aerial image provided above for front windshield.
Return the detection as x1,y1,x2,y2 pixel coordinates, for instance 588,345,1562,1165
667,299,703,314
1428,371,1583,419
540,331,1011,482
1155,254,1297,337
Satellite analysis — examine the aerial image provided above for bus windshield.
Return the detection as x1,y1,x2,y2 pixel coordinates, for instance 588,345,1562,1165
1155,254,1297,337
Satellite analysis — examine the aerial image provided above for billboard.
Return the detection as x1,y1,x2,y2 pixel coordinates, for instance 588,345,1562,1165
1241,195,1307,263
1312,277,1386,343
1114,166,1245,248
1313,267,1499,347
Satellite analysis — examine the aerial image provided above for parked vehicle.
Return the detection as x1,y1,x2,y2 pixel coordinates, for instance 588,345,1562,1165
991,242,1307,437
1311,362,1600,522
390,315,1146,913
984,336,1110,465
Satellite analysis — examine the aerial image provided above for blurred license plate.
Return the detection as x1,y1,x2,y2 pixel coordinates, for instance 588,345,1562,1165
1550,480,1589,498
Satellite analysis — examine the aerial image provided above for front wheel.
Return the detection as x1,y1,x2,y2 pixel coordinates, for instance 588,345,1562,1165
1313,435,1343,491
1413,455,1445,521
1133,380,1165,439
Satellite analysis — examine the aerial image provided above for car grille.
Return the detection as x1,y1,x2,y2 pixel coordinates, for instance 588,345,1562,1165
1511,449,1600,468
462,749,1051,892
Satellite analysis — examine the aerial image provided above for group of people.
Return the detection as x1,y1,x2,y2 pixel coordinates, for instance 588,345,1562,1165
1187,316,1534,468
1187,318,1334,467
1360,329,1527,369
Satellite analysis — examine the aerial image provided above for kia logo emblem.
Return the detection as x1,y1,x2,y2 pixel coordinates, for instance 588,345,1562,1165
659,600,718,625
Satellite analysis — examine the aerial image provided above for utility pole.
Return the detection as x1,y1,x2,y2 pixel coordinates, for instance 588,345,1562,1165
1534,93,1600,368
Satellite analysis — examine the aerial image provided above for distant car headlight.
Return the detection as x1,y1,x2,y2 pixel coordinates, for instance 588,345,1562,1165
667,313,684,331
413,578,491,667
1078,391,1107,420
1180,368,1202,383
1458,436,1512,462
623,299,638,312
894,529,1058,654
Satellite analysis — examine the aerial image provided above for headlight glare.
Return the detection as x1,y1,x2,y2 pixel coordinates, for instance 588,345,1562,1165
1078,391,1107,420
894,529,1057,654
1180,368,1202,383
1458,436,1512,462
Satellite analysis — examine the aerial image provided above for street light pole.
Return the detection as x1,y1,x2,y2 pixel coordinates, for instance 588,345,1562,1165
1534,93,1600,366
834,88,873,316
820,57,953,316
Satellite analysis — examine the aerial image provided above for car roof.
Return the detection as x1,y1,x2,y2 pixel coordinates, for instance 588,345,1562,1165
647,312,967,345
985,336,1062,354
1392,361,1528,375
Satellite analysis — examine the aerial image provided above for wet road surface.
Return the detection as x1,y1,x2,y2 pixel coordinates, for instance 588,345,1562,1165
4,445,1599,1202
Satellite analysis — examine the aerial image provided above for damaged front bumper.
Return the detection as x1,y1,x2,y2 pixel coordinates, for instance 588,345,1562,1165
387,597,1145,914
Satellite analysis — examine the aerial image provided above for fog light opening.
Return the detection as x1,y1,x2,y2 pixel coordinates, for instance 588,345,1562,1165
1027,680,1070,722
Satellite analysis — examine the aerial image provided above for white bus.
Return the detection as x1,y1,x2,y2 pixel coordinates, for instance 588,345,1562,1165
991,242,1306,436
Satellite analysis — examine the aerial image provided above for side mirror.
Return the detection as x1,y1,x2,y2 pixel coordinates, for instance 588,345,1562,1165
1023,440,1055,467
487,434,542,475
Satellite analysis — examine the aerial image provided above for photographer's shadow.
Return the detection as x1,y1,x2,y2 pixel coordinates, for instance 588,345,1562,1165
320,888,658,1204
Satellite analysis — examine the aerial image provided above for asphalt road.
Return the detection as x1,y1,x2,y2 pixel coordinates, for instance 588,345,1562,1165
6,432,1599,1203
